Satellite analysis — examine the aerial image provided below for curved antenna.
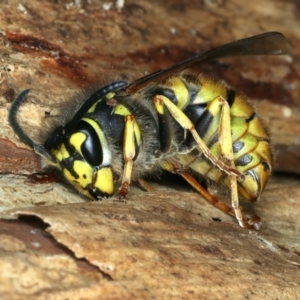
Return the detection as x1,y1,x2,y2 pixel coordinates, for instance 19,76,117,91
9,89,57,163
64,80,128,134
126,32,289,93
9,89,36,149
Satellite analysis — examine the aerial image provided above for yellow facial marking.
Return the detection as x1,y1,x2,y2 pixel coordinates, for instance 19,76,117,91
94,167,114,195
69,132,86,156
62,160,93,188
53,143,69,162
63,161,114,196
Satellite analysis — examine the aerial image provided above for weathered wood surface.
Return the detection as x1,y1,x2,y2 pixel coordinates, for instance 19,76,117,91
0,0,300,299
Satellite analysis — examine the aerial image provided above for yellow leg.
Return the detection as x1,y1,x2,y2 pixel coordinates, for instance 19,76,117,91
218,96,246,228
117,115,136,200
155,94,243,178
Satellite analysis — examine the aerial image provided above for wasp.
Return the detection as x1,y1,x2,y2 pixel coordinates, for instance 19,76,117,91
9,32,289,230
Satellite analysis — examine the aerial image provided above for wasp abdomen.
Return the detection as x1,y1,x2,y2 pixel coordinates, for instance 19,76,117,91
155,74,272,202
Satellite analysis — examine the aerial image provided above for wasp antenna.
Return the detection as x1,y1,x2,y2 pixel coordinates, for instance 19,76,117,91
34,144,57,163
9,89,37,149
9,89,57,163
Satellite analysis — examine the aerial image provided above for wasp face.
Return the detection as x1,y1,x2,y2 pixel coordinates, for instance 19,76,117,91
45,118,115,199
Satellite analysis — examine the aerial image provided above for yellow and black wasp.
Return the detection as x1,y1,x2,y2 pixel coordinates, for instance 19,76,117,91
9,32,289,230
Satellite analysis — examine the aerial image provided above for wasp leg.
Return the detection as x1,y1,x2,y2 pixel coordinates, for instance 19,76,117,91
217,96,261,229
162,160,261,230
181,169,261,230
207,95,260,229
137,178,156,192
154,95,243,178
117,115,137,200
217,95,246,228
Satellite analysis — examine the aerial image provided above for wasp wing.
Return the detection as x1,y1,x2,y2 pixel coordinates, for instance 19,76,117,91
126,32,289,93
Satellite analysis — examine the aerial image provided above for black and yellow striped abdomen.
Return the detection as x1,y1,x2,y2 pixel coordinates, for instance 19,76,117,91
151,74,272,202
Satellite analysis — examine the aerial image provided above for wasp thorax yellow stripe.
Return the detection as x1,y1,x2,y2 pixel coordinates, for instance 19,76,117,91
114,104,132,116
